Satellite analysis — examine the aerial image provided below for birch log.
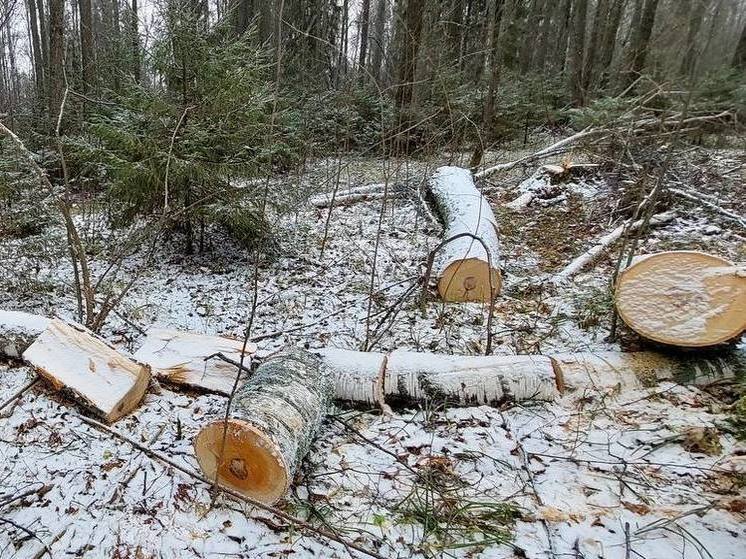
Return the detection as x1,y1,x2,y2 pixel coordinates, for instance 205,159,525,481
133,328,256,394
194,349,332,504
0,310,49,358
428,166,501,302
22,319,151,422
615,251,746,348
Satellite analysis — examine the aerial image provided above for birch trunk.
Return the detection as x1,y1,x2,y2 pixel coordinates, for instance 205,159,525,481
0,310,49,358
22,319,151,422
615,251,746,348
427,166,501,302
194,349,332,504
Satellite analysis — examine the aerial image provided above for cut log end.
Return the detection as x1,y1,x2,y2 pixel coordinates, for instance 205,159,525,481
616,251,746,348
438,258,502,302
194,419,288,505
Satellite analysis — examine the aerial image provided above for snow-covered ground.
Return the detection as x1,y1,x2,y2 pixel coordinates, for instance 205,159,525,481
1,147,744,558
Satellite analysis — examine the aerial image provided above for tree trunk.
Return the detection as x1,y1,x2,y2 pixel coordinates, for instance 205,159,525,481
567,0,588,105
731,20,746,70
369,0,387,83
624,0,660,90
48,0,64,119
131,0,140,83
79,0,95,93
598,0,625,89
394,0,425,111
582,0,609,92
23,319,151,422
194,349,332,504
427,166,501,302
615,251,746,348
680,0,708,77
37,0,49,73
358,0,371,78
26,0,45,97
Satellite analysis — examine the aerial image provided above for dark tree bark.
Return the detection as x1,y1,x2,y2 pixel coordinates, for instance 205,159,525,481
358,0,371,77
680,0,708,77
582,0,609,91
598,0,625,88
131,0,140,83
551,0,573,71
48,0,64,119
731,20,746,70
394,0,424,111
369,0,387,83
26,0,45,96
624,0,660,90
79,0,95,92
567,0,588,106
37,0,49,72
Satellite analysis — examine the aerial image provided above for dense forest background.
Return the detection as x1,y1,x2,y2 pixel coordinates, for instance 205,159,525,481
1,0,745,261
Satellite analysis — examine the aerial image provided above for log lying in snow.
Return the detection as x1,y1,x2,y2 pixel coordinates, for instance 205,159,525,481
554,211,675,282
194,349,331,504
427,166,501,302
23,319,151,422
309,182,408,208
554,349,745,392
505,163,599,211
133,329,256,394
317,348,560,406
0,310,50,358
615,251,746,348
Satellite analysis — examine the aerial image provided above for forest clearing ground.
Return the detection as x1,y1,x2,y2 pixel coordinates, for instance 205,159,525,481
1,142,745,558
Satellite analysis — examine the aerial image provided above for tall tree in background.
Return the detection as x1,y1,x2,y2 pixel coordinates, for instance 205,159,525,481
131,0,140,83
568,0,588,105
48,0,64,119
732,20,746,69
680,1,708,77
582,0,609,92
393,0,424,112
79,0,95,92
598,0,625,88
358,0,371,79
369,0,387,83
26,0,45,98
624,0,660,89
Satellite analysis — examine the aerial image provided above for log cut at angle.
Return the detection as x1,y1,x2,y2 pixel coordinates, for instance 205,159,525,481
615,251,746,348
0,310,49,358
133,329,256,394
427,166,501,302
194,348,332,504
22,319,151,422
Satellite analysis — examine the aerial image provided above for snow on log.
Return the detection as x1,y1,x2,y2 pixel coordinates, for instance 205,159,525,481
133,329,256,394
315,347,386,405
428,166,501,302
22,319,151,422
615,251,746,348
309,182,406,208
0,310,49,358
384,351,559,405
506,163,599,211
194,348,332,504
554,350,745,392
554,211,675,282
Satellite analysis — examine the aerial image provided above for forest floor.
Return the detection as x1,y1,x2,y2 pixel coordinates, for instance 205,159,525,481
1,136,745,558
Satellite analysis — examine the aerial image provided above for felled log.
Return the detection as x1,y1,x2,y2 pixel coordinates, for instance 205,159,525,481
309,183,398,208
23,319,151,422
194,348,332,504
615,251,746,348
0,310,49,358
317,348,560,406
554,211,675,282
506,163,599,211
133,328,256,394
427,166,501,302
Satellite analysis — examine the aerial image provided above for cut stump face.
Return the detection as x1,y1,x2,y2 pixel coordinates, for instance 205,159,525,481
615,251,746,348
438,258,502,303
194,419,288,504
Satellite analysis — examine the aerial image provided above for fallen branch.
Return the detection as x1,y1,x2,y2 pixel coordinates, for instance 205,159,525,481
669,187,746,229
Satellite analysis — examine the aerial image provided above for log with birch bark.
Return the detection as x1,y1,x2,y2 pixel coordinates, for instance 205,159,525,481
0,310,50,358
427,166,501,302
194,348,332,504
615,251,746,348
22,318,151,422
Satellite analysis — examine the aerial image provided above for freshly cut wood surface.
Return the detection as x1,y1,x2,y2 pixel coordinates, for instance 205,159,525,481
194,349,332,505
428,166,501,302
615,251,746,347
0,310,49,358
22,319,151,422
134,328,256,394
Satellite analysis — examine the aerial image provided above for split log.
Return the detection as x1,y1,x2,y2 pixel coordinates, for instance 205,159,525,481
554,349,745,392
316,348,560,406
0,310,49,358
554,211,675,282
615,251,746,348
194,348,332,504
427,166,501,302
22,319,151,422
133,328,256,394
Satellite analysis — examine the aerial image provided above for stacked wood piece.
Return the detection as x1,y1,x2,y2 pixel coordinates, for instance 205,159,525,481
427,166,501,302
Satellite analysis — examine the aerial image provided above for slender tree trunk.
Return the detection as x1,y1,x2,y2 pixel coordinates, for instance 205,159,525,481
369,0,387,83
624,0,660,89
37,0,50,72
131,0,140,83
533,0,553,70
731,18,746,69
582,0,609,92
79,0,95,93
358,0,370,78
26,0,45,97
567,0,588,106
48,0,64,119
552,0,573,71
394,0,424,111
598,0,625,89
680,0,708,77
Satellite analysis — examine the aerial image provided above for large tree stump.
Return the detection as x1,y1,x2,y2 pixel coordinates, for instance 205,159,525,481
194,349,332,504
427,166,501,302
133,328,256,394
22,319,151,422
615,251,746,347
0,310,49,358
